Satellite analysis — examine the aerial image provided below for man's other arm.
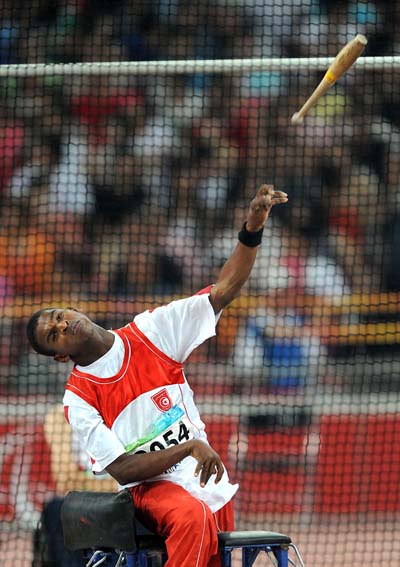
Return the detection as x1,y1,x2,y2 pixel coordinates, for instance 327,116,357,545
106,439,224,488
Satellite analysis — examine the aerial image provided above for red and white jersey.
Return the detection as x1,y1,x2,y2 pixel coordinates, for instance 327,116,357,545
63,288,238,512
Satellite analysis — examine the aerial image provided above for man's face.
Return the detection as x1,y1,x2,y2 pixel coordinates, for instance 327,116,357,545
35,308,95,359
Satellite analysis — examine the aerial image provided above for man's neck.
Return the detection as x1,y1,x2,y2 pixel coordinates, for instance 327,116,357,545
73,328,115,367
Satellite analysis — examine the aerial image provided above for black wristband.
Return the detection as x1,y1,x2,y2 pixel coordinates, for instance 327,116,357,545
238,222,264,247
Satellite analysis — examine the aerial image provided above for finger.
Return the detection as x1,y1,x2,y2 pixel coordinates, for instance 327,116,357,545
214,461,224,484
258,184,274,195
200,460,215,487
271,192,288,204
258,189,284,206
194,461,203,478
272,191,288,199
271,196,288,205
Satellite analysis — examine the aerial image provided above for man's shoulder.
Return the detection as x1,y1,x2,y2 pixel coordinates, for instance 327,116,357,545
134,287,213,321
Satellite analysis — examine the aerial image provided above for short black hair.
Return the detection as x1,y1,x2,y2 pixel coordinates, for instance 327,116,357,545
26,309,56,357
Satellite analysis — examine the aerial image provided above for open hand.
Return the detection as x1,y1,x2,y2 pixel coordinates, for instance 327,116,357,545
189,440,225,487
246,184,288,231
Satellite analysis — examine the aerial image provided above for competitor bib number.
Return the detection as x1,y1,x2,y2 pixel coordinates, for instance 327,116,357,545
134,421,191,454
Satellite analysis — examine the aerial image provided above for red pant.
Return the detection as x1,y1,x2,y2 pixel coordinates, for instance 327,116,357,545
130,481,234,567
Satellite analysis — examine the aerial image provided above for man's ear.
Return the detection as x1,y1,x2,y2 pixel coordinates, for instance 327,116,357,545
54,354,71,363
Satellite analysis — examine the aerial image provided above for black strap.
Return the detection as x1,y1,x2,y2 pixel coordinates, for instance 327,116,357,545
238,222,264,247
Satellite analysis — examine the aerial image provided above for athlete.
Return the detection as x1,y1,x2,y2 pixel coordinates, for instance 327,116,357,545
27,185,288,567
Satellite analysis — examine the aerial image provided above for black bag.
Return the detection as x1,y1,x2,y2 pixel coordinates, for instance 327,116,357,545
60,489,137,553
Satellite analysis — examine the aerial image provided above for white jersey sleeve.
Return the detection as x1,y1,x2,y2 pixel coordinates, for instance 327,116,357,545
134,290,221,362
63,390,126,473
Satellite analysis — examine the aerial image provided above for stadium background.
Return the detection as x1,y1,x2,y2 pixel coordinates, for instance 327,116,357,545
1,0,400,565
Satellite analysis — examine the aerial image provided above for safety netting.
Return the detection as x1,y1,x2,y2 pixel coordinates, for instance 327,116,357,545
1,1,400,565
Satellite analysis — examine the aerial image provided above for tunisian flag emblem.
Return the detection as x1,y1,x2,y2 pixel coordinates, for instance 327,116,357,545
151,388,173,412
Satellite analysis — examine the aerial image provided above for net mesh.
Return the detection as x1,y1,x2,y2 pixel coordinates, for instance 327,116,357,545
1,1,400,565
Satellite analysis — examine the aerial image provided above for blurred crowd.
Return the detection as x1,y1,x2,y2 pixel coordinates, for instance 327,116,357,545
1,0,400,389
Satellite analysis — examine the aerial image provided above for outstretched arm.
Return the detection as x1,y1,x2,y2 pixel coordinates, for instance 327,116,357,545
209,185,288,314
